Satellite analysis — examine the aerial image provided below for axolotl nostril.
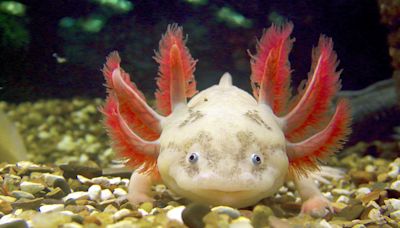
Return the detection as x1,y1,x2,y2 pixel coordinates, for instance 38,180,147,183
101,22,351,214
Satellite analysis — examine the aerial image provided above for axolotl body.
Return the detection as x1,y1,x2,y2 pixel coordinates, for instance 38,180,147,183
101,23,351,214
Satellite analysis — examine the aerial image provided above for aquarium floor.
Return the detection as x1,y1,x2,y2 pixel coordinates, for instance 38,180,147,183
0,98,399,227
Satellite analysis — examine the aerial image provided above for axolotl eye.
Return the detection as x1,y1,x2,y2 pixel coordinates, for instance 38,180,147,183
251,154,262,166
188,152,199,164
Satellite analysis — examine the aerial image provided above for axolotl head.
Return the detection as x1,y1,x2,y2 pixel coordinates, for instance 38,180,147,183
157,74,288,207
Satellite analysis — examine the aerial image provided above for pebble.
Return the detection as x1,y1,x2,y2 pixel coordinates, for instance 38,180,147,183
0,201,12,214
108,177,121,185
45,187,65,199
0,219,28,228
39,204,64,213
113,188,127,197
11,191,34,200
113,208,131,221
63,192,89,202
251,205,274,228
100,189,114,201
139,202,153,213
230,217,253,228
11,198,43,210
336,204,364,220
166,206,185,223
336,195,350,204
0,197,15,204
182,203,210,228
88,185,101,201
19,182,45,194
43,174,64,186
390,180,400,191
92,177,110,186
355,187,371,197
385,198,400,212
332,188,351,195
76,175,91,184
53,178,71,194
390,210,400,220
212,206,240,219
367,208,384,222
388,166,399,179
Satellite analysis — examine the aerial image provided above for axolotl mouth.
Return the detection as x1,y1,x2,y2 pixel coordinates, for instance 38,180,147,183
162,172,282,208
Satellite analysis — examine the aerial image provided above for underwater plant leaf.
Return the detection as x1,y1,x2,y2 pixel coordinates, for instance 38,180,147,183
0,110,28,163
154,24,197,115
102,51,161,140
250,22,294,116
283,36,341,141
286,100,351,176
102,95,159,174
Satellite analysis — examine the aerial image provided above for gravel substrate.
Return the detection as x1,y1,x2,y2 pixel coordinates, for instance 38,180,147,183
0,98,399,227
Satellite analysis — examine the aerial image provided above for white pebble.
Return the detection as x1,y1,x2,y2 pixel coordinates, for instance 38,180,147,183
322,192,333,201
336,195,349,204
318,219,332,228
92,177,110,186
60,211,74,216
20,181,45,194
390,180,400,191
388,166,399,179
88,185,101,201
100,189,114,201
385,199,400,212
137,208,148,216
39,204,64,213
43,174,64,186
355,187,371,197
230,217,252,228
121,178,129,187
109,177,121,185
368,208,384,222
77,175,92,184
113,188,127,197
61,222,83,228
166,206,185,223
390,210,400,220
63,191,89,202
113,208,131,221
332,188,351,195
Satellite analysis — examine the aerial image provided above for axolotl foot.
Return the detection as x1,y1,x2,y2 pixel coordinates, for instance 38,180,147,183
301,195,332,217
127,171,155,205
295,174,333,217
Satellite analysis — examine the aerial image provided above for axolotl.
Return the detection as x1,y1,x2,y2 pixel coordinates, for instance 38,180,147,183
101,22,351,215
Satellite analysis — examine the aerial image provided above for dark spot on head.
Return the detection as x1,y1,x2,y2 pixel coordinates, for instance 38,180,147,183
244,110,272,130
204,98,208,102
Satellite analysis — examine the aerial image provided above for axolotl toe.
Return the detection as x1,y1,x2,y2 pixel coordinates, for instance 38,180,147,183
101,23,351,213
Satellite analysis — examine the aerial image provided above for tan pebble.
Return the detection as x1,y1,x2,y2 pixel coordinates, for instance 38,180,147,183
355,187,371,198
377,173,388,182
107,220,136,228
0,200,13,214
0,195,16,203
103,204,118,213
113,188,127,197
63,192,89,202
20,181,45,194
230,216,253,228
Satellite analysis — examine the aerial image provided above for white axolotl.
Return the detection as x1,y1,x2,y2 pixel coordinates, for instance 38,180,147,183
101,22,351,215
